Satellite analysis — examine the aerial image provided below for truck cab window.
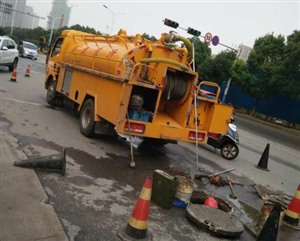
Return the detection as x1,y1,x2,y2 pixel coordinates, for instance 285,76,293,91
51,38,64,57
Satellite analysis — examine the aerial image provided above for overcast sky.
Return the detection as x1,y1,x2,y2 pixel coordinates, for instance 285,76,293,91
27,0,300,54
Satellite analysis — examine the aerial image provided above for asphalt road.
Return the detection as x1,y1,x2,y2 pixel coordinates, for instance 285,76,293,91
1,56,299,241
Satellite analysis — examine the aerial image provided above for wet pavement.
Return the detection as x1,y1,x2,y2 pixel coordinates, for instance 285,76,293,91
30,142,293,241
1,58,300,240
2,112,299,240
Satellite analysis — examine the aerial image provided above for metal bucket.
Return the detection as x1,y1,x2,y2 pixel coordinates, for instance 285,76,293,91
173,176,194,208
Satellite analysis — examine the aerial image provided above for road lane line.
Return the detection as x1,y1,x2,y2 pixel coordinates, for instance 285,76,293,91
1,97,43,107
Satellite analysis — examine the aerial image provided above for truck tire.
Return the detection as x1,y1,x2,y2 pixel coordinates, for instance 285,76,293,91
46,80,57,105
9,58,18,72
220,141,239,160
80,99,95,137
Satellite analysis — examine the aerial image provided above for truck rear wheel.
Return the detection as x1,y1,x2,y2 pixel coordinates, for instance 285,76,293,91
80,99,95,137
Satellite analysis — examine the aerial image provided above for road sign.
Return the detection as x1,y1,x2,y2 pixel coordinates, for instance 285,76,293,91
212,35,220,46
204,32,212,43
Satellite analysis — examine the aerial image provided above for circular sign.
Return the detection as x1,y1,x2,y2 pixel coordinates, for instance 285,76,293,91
212,35,220,46
204,32,213,43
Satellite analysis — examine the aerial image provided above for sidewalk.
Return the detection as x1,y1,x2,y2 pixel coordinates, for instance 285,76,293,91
0,134,68,241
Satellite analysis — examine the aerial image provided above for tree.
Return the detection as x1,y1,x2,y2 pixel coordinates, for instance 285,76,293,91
247,33,286,113
209,50,236,84
189,37,212,80
142,33,157,41
282,30,300,98
232,59,253,91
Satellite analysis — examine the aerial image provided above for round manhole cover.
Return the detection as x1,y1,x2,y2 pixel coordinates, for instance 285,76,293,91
186,204,244,237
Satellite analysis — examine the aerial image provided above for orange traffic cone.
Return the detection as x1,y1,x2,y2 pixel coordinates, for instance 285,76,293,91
283,184,300,227
10,67,17,82
118,176,153,240
25,65,30,77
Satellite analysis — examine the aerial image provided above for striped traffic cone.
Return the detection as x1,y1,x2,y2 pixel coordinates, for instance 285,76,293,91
283,184,300,227
25,65,30,77
10,67,17,82
118,176,153,240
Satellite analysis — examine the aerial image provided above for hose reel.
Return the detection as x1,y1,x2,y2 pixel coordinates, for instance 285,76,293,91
162,71,188,100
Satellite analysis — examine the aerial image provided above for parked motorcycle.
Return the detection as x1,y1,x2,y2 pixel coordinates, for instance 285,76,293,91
207,117,239,160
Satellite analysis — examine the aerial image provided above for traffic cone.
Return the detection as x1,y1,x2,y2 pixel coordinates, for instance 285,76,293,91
25,65,30,77
257,203,281,241
14,147,66,176
255,143,270,171
10,67,17,82
283,184,300,227
118,176,153,240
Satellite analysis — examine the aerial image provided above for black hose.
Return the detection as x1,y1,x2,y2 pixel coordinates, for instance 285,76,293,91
162,72,188,100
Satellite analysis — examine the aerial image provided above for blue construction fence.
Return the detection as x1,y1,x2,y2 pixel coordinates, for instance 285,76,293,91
220,82,300,125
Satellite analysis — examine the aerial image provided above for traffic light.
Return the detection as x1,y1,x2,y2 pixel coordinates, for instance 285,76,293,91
187,27,201,37
164,18,179,29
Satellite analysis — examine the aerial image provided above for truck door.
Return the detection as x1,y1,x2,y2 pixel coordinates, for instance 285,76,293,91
46,37,64,79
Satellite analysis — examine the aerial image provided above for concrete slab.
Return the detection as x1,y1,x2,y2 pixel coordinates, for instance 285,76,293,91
0,134,68,241
186,203,244,237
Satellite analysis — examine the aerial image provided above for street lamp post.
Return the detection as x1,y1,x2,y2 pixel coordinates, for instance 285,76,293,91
103,5,124,35
48,16,63,47
10,1,18,35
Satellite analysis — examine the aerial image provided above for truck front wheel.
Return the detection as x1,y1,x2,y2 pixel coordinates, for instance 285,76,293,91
80,99,95,137
47,80,57,105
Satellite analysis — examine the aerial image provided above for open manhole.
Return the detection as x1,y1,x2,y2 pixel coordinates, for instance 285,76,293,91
190,190,233,213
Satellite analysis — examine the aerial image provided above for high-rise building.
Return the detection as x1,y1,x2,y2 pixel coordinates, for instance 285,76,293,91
237,44,253,62
0,0,39,29
46,0,70,30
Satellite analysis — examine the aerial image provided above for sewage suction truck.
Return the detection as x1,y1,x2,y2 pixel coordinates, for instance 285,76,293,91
45,29,233,146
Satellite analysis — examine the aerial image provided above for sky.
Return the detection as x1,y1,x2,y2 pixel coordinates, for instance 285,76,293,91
27,0,300,54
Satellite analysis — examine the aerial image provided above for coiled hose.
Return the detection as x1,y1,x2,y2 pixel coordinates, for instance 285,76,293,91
162,71,188,100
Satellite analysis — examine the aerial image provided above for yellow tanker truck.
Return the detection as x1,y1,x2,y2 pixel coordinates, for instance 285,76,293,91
45,29,233,145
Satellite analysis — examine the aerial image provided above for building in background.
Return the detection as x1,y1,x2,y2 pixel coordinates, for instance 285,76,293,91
237,44,253,62
47,0,70,30
0,0,40,29
22,6,39,29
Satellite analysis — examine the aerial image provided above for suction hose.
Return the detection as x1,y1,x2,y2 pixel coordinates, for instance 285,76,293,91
160,33,194,63
140,58,189,71
175,35,193,63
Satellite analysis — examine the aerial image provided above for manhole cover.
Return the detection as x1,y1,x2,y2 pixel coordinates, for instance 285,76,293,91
186,204,244,237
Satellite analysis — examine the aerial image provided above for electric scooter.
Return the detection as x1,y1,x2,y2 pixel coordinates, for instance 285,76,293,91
207,117,239,160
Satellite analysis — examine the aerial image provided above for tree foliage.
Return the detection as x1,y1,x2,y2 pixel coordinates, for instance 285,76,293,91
209,50,236,84
282,30,300,98
247,34,286,100
0,24,101,48
142,33,157,41
189,37,212,80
